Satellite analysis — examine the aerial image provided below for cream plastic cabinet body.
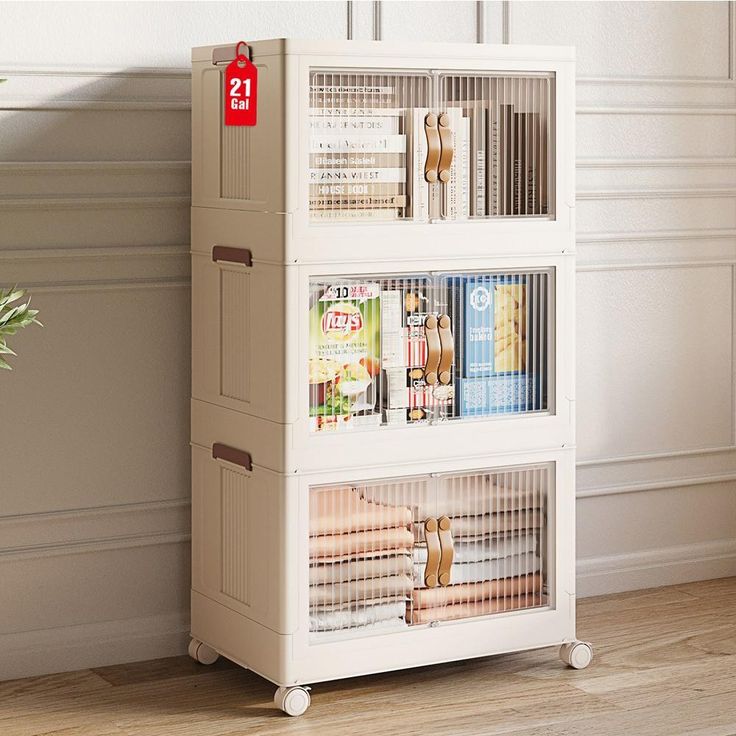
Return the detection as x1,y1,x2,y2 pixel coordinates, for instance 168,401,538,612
190,39,587,716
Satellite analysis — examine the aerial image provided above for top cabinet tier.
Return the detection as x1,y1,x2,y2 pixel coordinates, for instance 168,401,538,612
191,40,576,256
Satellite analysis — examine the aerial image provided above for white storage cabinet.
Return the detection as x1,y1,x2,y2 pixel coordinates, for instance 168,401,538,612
190,39,589,717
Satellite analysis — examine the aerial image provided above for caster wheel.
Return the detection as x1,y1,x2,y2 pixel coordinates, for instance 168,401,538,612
274,685,311,716
188,638,219,665
560,641,593,670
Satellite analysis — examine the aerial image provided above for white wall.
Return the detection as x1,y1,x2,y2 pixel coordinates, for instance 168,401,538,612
2,0,735,680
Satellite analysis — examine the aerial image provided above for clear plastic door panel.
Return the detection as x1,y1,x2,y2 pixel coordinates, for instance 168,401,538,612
308,270,551,433
309,70,432,223
308,68,555,224
440,73,554,220
308,463,551,642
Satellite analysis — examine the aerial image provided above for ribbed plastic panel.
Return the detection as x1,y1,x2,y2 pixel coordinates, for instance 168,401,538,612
308,463,550,640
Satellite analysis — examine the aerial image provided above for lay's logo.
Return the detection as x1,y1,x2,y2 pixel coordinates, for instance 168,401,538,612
321,303,363,336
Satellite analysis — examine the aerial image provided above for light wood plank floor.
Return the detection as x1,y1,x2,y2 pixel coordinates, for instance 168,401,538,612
2,578,736,736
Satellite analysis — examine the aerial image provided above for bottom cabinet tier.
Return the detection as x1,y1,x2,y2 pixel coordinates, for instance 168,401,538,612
308,461,553,642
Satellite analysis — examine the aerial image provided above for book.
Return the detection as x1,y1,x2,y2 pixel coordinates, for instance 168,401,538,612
488,103,514,216
310,134,407,154
443,107,465,220
512,111,547,215
460,115,470,220
309,115,401,133
310,195,407,210
309,167,406,184
471,106,487,217
405,107,430,222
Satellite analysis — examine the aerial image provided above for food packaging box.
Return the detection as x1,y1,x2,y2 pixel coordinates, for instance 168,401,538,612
447,274,528,379
380,281,431,369
308,282,382,431
456,374,535,416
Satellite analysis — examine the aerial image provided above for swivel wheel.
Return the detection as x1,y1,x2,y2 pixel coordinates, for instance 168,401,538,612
188,638,220,665
559,640,593,670
274,685,311,716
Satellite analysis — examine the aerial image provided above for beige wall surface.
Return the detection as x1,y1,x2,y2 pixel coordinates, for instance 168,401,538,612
2,0,735,679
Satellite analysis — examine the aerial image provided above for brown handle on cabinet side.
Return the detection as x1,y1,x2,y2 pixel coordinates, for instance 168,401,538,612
212,443,253,471
423,517,441,588
437,113,454,184
437,313,454,386
212,246,253,267
437,516,454,586
424,113,441,184
424,315,441,386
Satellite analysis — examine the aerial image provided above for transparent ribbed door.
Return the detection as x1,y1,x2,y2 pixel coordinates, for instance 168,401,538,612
307,269,552,433
307,462,552,642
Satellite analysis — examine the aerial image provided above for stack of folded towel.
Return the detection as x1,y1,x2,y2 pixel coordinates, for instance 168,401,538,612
408,477,546,624
309,487,414,634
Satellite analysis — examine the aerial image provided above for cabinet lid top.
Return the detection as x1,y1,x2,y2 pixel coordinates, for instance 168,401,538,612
192,38,575,65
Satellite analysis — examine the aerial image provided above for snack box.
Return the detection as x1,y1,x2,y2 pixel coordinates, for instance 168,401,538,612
308,282,382,430
380,279,431,369
446,274,528,379
456,374,536,416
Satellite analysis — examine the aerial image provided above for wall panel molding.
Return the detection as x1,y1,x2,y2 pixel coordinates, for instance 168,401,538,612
1,611,190,682
577,538,736,598
0,498,190,561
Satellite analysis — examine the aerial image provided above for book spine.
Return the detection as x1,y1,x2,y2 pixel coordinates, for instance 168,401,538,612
310,195,407,209
309,168,406,184
413,108,429,222
309,116,401,133
310,135,406,154
474,107,487,217
460,116,470,220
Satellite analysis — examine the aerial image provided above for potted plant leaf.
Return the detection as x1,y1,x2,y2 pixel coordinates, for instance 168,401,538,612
0,286,42,370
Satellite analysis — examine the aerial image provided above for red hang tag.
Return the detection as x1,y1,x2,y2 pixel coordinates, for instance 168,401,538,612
224,41,258,126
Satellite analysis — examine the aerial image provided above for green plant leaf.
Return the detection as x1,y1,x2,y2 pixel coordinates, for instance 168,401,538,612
0,343,17,355
0,356,12,370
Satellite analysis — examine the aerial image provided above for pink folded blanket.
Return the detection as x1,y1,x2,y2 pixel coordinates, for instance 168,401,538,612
310,527,414,559
311,487,412,536
411,573,543,610
408,591,547,625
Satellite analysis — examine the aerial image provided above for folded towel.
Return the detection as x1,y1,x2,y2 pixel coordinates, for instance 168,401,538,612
310,527,414,559
412,532,536,564
413,553,540,588
309,600,407,632
445,509,543,538
310,487,412,536
408,593,545,625
314,546,414,565
310,617,408,636
411,573,544,609
309,574,413,606
421,483,543,517
309,553,413,585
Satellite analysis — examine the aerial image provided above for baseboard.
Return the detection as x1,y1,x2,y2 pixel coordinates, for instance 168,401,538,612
0,611,190,682
5,540,736,681
576,538,736,597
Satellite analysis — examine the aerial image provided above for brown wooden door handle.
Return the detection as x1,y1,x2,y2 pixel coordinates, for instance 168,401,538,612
423,518,441,588
424,315,441,385
437,313,454,385
424,113,440,184
212,245,253,267
437,113,454,184
212,443,252,471
437,516,454,586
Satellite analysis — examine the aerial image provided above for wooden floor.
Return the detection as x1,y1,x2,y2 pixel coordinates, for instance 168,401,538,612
3,578,736,736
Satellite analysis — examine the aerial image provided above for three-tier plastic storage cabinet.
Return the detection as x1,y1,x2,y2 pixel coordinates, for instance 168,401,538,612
189,38,590,716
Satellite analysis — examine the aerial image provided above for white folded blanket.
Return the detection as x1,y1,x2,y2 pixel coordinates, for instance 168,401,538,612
413,553,540,588
309,574,413,606
412,532,536,564
309,600,407,632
